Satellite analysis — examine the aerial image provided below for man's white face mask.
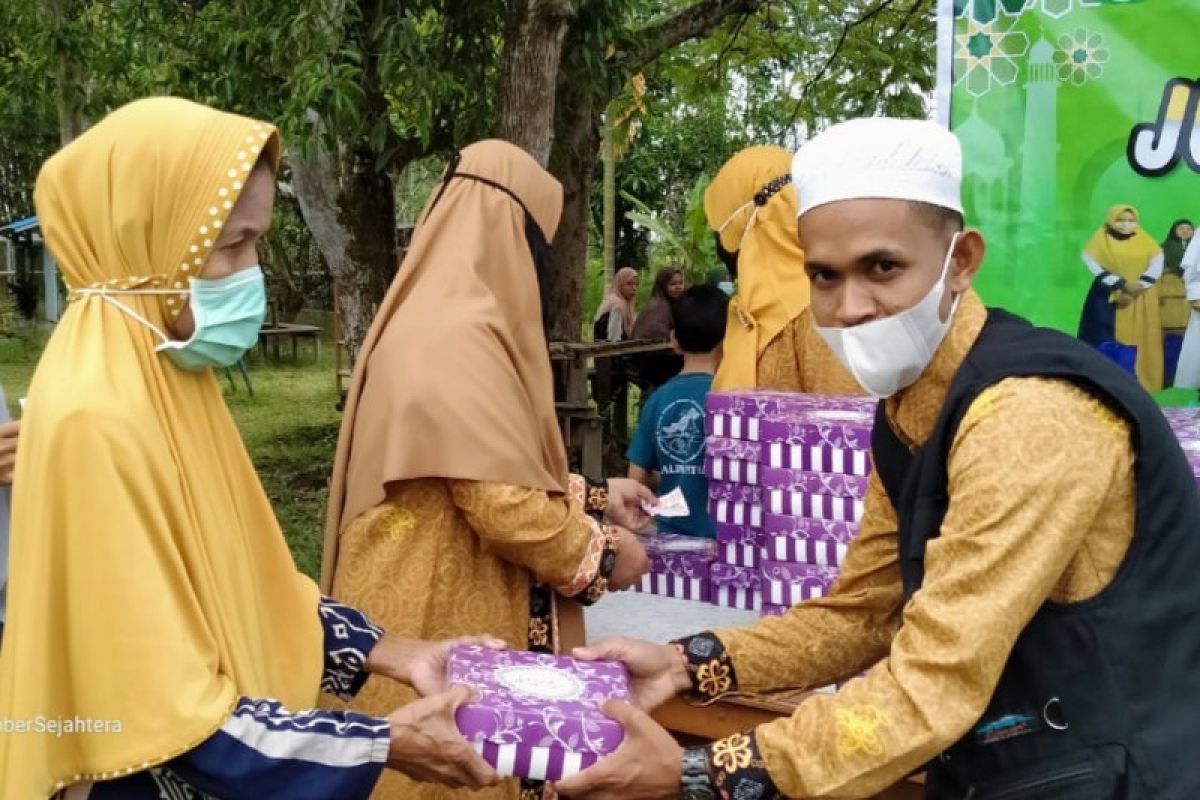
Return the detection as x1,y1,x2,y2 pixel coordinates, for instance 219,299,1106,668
815,232,961,399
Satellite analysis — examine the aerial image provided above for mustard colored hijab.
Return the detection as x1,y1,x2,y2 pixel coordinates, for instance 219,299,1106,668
0,98,323,797
1084,205,1162,281
704,146,811,390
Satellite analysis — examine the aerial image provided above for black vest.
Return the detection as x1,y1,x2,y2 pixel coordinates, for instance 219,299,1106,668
872,309,1200,800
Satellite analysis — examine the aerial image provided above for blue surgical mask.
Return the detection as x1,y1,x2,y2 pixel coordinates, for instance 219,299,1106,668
157,267,267,370
79,266,267,371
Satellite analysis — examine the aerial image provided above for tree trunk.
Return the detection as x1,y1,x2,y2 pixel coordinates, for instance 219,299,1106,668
601,125,616,289
495,0,576,165
290,140,397,365
546,65,599,342
542,0,765,340
46,0,86,144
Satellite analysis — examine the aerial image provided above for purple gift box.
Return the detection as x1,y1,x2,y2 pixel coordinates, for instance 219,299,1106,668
715,522,762,546
646,551,713,578
710,562,762,610
760,561,840,606
715,521,762,567
1167,415,1200,442
448,646,630,781
708,481,764,528
767,489,864,522
763,514,856,565
706,436,763,462
708,408,874,450
636,572,712,602
708,434,872,475
1163,407,1200,431
761,603,790,617
709,498,763,528
643,533,717,560
759,467,870,498
708,480,763,504
755,409,874,448
1179,440,1200,483
706,390,876,419
762,440,872,475
719,540,760,568
705,455,760,485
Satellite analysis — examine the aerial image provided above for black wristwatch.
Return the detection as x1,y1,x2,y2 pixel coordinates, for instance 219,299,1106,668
679,746,717,800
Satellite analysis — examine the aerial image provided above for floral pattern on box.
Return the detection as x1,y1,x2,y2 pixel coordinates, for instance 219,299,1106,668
448,646,630,781
706,390,876,419
758,467,871,498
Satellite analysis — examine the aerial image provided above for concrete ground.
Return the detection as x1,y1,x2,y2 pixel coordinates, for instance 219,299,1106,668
584,589,760,645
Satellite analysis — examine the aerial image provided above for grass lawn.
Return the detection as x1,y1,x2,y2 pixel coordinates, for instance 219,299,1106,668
1,327,340,579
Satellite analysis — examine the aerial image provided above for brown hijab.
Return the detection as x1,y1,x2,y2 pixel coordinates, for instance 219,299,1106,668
321,140,566,591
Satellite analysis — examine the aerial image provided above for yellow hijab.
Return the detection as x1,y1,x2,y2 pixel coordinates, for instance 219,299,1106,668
0,98,323,798
1084,205,1162,281
704,146,811,389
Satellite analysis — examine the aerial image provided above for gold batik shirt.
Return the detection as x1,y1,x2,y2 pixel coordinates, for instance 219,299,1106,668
680,290,1137,798
757,308,866,395
329,476,611,800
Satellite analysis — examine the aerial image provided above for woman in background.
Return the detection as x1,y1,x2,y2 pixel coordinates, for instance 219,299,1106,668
1174,229,1200,392
630,266,685,389
702,145,860,394
593,266,639,342
1078,205,1165,391
1160,219,1194,334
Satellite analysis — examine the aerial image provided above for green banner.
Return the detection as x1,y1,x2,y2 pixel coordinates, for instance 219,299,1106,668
939,0,1199,399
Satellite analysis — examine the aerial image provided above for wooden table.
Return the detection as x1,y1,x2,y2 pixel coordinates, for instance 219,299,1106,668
258,321,322,361
549,339,676,475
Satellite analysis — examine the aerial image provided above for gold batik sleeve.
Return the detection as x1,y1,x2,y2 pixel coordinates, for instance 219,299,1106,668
715,470,905,692
755,320,804,391
728,378,1133,799
449,479,606,594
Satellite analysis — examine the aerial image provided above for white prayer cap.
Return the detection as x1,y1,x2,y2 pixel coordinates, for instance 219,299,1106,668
792,117,963,218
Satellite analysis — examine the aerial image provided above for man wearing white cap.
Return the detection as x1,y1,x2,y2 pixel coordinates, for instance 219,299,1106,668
556,118,1200,799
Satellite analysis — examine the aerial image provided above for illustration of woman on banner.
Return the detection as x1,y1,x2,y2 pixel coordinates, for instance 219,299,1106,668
1077,205,1165,391
1174,232,1200,392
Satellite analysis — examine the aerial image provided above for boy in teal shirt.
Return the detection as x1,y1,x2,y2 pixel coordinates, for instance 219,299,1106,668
626,285,728,538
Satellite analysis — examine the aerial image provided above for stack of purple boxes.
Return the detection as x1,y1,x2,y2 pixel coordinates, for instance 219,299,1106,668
1163,407,1200,486
705,390,876,615
634,533,718,602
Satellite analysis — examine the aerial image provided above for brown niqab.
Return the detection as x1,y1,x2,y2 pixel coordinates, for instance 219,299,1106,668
321,140,566,590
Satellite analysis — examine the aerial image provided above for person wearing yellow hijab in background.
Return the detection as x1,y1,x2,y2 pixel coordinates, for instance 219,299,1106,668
320,140,651,800
703,145,861,394
1079,205,1165,391
0,98,502,800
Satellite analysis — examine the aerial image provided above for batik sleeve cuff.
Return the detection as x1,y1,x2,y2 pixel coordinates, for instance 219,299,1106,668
555,521,618,607
706,730,782,799
671,632,738,700
318,597,385,700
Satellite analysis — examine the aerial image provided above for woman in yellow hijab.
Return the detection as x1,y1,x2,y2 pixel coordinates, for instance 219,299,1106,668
0,98,497,800
1080,205,1165,391
703,146,860,394
321,139,651,800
